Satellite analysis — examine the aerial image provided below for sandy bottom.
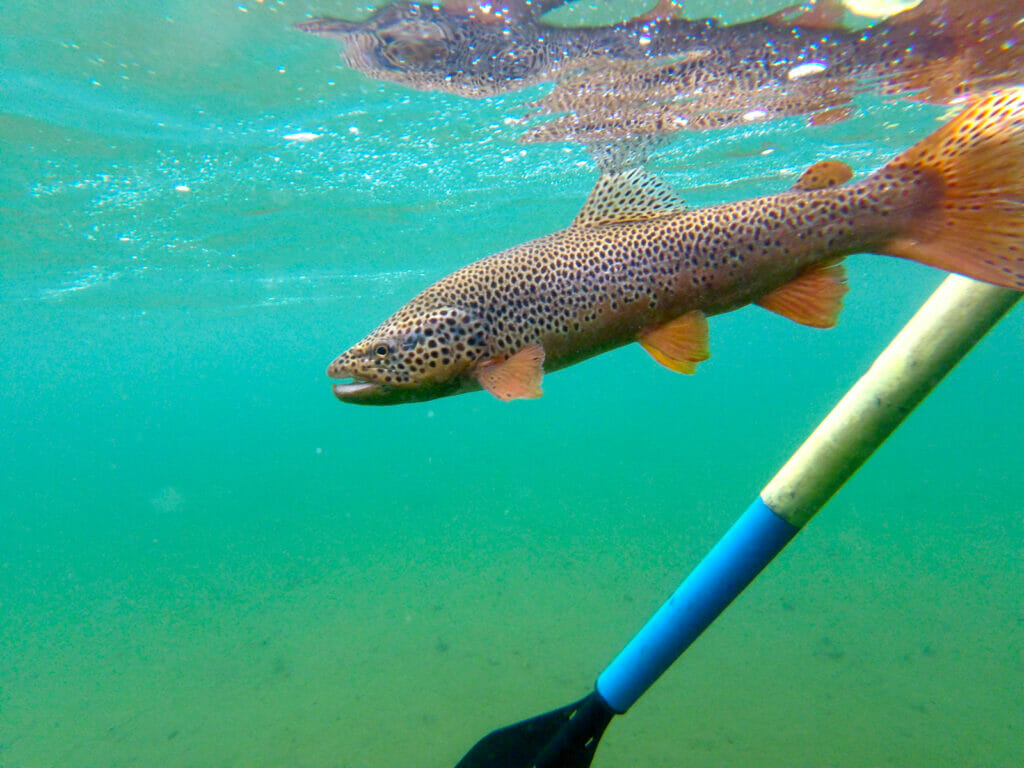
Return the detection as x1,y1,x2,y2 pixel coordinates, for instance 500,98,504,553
3,494,1020,768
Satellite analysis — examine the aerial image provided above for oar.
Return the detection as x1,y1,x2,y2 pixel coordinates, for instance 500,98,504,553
455,275,1021,768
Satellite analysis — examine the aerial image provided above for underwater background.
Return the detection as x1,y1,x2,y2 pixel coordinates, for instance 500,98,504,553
2,1,1022,766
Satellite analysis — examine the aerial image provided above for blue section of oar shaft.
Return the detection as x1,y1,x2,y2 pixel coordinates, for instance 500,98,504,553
596,497,799,714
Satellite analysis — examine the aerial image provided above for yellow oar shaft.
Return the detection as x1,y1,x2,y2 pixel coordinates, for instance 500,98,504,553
763,276,1021,527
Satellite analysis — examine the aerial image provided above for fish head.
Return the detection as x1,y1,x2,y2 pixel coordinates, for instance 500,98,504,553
297,3,458,84
295,3,526,96
328,306,490,405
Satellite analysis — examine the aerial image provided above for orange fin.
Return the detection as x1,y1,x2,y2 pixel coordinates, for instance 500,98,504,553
475,343,545,401
574,168,687,227
809,106,855,127
442,1,534,23
847,0,926,19
756,262,848,328
878,89,1024,291
768,0,846,29
792,160,854,191
632,0,685,23
639,310,709,374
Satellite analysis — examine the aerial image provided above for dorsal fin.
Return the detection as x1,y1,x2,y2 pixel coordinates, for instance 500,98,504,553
632,0,686,23
808,106,855,127
792,160,854,191
442,1,533,23
768,0,846,30
847,0,925,20
573,169,687,227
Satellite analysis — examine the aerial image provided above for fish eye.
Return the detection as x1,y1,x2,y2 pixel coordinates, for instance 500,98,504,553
374,344,390,359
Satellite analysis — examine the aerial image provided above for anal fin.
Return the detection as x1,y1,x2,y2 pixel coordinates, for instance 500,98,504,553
474,343,545,401
756,262,848,328
639,310,710,374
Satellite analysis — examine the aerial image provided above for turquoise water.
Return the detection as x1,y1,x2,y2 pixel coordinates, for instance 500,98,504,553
2,1,1022,766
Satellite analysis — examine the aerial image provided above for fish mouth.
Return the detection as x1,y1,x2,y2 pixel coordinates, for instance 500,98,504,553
328,359,392,404
327,359,470,405
293,18,363,38
331,376,386,403
328,371,467,406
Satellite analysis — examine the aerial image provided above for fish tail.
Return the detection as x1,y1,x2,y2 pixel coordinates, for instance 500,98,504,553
875,89,1024,291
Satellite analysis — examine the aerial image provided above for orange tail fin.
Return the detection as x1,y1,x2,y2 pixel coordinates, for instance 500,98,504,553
878,89,1024,291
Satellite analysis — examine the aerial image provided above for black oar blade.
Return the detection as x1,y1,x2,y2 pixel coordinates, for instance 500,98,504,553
455,692,614,768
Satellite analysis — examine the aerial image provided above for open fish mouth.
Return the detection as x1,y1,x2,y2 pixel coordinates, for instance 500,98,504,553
331,377,385,402
326,358,385,402
326,358,467,405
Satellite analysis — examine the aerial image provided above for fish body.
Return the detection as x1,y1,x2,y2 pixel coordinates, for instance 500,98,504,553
297,0,1020,111
297,0,725,97
328,91,1024,405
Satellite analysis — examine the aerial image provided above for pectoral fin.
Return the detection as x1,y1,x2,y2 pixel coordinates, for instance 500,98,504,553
639,310,710,374
756,262,848,328
475,343,545,401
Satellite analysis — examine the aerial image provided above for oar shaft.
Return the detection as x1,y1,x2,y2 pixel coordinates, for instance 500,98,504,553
597,498,797,713
764,277,1021,526
596,276,1020,714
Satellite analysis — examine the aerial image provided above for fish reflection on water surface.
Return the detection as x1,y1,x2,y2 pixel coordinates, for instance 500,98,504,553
298,0,1024,140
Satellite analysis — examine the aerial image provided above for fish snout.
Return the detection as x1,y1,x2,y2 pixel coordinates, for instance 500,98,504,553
294,18,363,38
326,353,354,379
326,352,385,402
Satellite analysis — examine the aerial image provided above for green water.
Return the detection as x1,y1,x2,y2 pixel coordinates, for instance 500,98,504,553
2,1,1022,766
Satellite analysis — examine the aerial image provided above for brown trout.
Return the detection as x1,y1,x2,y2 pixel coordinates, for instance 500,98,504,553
297,0,942,98
298,0,1024,113
328,90,1024,405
